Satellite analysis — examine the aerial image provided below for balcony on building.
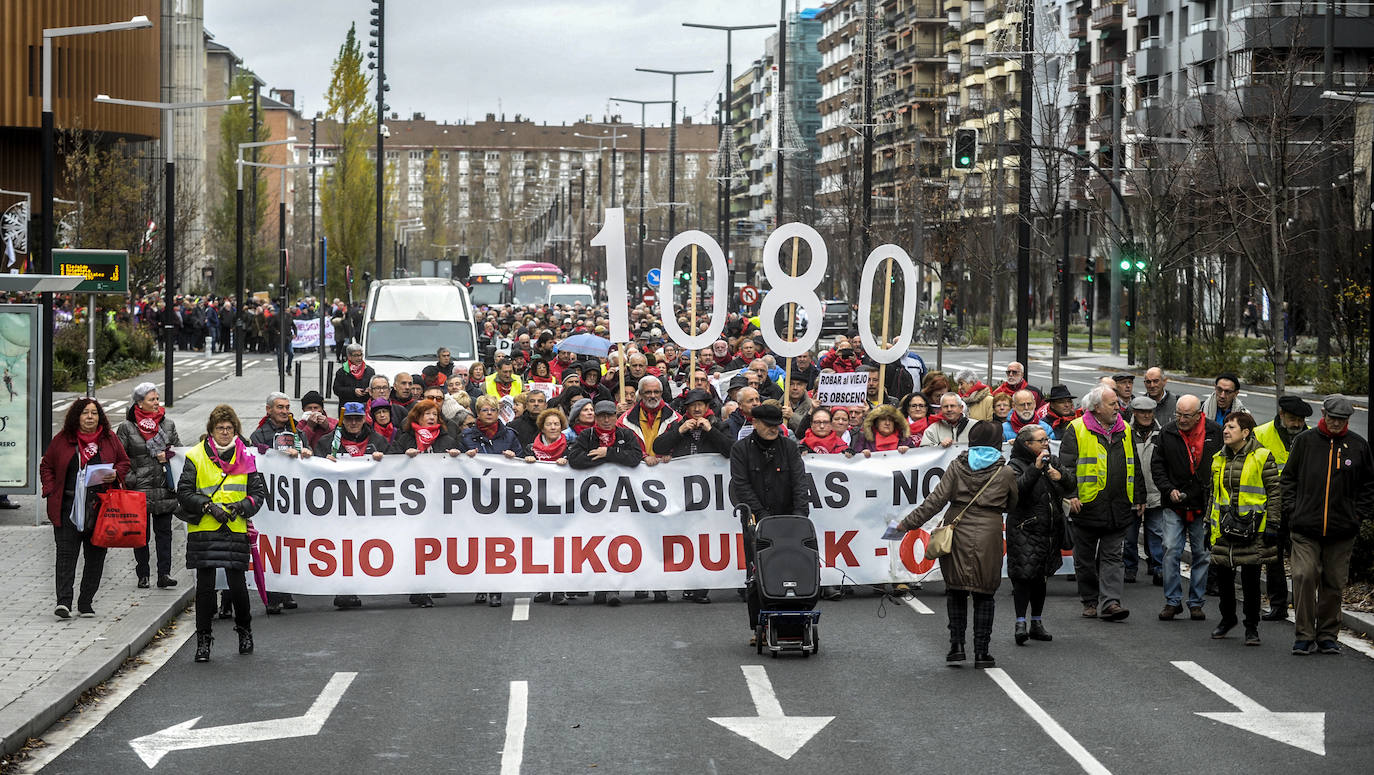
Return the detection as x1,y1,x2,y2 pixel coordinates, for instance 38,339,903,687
1134,43,1165,78
1091,2,1124,30
1130,0,1165,17
1134,97,1166,134
1183,22,1218,64
1090,59,1121,85
912,0,944,22
1069,13,1089,39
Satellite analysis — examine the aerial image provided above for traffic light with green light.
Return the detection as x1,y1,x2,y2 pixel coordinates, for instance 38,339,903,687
952,128,978,171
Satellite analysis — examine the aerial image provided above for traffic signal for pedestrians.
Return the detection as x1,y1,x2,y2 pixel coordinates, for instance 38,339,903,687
1085,257,1095,283
952,129,978,171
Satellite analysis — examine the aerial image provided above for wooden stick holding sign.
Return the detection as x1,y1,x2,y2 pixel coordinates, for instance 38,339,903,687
688,243,697,382
783,236,800,404
876,255,894,405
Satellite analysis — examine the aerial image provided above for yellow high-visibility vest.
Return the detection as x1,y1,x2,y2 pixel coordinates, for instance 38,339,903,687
1209,446,1273,542
1070,417,1135,503
183,442,249,534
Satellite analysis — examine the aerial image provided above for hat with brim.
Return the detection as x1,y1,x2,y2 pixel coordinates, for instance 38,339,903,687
1130,396,1157,412
681,388,712,407
1046,384,1074,402
342,402,366,416
1277,395,1313,418
1322,395,1354,419
594,400,619,416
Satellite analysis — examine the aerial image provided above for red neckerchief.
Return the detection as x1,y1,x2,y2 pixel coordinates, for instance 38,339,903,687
134,406,164,441
492,381,513,397
960,381,990,398
412,423,441,452
340,437,368,457
802,430,847,454
1318,418,1348,438
76,430,102,465
477,420,500,439
595,426,616,448
1009,411,1037,434
348,360,367,380
372,420,395,442
572,423,593,435
908,416,931,438
533,433,568,461
641,403,662,426
873,431,900,451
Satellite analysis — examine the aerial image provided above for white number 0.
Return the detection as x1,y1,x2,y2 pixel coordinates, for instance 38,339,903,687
856,245,918,364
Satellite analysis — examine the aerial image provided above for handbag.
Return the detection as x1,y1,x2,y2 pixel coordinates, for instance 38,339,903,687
92,487,149,548
924,466,1001,560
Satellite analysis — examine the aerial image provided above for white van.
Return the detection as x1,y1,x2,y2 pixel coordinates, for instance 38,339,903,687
546,282,595,308
360,278,479,384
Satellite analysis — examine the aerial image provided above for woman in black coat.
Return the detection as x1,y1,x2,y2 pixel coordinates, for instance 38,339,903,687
1006,425,1071,646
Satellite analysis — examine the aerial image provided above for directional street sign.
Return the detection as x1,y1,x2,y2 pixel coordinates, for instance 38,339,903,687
128,671,357,767
55,249,129,294
646,267,661,287
739,285,759,306
708,665,833,760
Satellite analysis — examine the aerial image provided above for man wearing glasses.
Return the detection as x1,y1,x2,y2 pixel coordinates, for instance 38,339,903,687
994,362,1043,406
1202,372,1248,426
1151,394,1223,621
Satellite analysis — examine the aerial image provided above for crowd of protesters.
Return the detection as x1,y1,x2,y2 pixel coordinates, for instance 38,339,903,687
36,295,1374,665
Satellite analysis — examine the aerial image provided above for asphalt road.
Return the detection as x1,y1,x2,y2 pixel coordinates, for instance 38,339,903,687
35,578,1374,774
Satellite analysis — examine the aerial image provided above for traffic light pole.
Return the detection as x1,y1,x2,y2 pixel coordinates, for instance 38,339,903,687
1127,270,1137,366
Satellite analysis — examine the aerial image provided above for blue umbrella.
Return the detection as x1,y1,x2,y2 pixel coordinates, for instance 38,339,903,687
555,333,613,358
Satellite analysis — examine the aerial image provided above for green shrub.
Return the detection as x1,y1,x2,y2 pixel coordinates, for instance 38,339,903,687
1241,356,1274,386
52,320,161,391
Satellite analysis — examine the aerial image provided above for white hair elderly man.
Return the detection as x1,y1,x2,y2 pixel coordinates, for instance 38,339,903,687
618,375,679,467
922,392,972,447
1059,385,1143,622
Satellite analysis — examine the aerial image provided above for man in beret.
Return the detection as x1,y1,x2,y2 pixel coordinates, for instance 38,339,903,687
1281,395,1374,655
1253,395,1311,621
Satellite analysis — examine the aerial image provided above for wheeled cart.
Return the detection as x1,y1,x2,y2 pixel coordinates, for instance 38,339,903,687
748,513,821,657
756,610,821,657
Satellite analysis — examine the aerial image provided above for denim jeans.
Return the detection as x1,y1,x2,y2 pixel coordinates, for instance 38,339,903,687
1124,506,1165,576
1162,507,1210,609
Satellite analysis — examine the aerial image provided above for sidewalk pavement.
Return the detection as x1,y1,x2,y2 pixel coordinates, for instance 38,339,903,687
0,361,296,759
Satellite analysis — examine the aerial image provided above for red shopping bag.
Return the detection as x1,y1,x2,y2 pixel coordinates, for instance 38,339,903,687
92,489,149,548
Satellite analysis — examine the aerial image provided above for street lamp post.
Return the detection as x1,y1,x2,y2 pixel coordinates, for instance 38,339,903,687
635,68,712,243
236,137,296,377
95,92,242,408
611,98,672,290
682,22,773,272
39,14,151,441
392,217,422,277
573,130,629,209
400,224,426,275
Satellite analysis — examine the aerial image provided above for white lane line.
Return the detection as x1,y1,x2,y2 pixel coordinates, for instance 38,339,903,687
902,595,934,615
511,597,531,621
500,680,529,775
986,668,1113,775
16,609,196,774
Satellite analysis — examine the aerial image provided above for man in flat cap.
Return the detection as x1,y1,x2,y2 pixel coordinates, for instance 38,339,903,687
1281,395,1374,656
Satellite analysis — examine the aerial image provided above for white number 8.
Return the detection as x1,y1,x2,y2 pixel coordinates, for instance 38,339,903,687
758,223,827,359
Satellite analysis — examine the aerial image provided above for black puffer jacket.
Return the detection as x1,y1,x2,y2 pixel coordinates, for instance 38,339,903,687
116,409,182,516
1281,424,1374,541
652,415,733,458
175,439,268,571
1006,439,1071,581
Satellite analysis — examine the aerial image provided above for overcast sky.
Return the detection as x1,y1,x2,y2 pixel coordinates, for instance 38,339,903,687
204,1,801,127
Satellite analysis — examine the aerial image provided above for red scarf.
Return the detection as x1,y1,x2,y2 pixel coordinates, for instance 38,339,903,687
533,433,568,461
908,416,931,439
572,423,593,435
340,438,368,457
1008,411,1037,434
477,420,500,439
641,403,662,427
960,381,989,398
595,426,616,448
412,423,441,452
492,381,513,397
76,430,102,465
1182,419,1206,472
134,406,165,441
373,421,395,442
348,360,367,380
1318,418,1348,438
801,430,848,454
873,431,900,452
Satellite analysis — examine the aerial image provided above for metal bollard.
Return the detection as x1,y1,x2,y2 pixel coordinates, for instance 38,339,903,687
293,361,302,397
204,336,213,358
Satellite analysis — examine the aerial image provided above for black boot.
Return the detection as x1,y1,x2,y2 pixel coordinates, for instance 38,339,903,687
217,593,233,619
194,632,213,663
946,642,966,664
235,626,254,655
974,652,997,669
156,575,178,589
1029,620,1053,641
1014,621,1029,646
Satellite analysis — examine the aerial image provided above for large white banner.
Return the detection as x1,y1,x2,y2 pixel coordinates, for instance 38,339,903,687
291,318,336,349
172,447,1071,594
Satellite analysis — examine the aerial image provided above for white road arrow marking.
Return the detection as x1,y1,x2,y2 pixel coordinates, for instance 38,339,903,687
1172,660,1326,755
708,665,833,760
129,671,357,768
